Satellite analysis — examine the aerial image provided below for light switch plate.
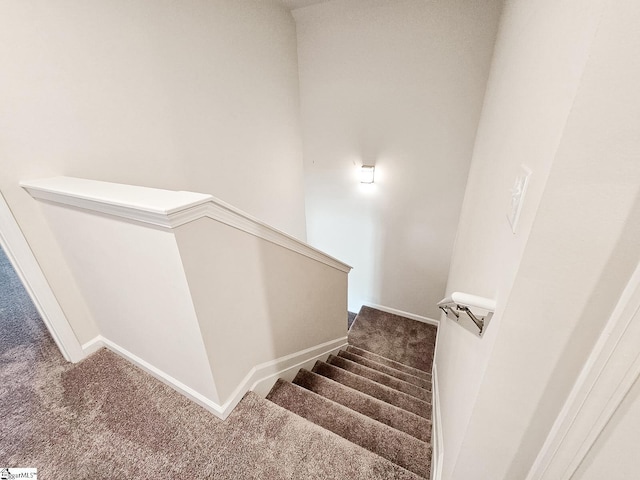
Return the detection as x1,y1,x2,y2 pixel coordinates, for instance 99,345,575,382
508,165,531,234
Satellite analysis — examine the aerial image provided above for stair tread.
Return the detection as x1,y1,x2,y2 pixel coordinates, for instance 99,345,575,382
346,346,432,380
267,379,430,478
328,355,431,402
312,361,431,419
240,392,423,479
338,350,430,389
293,369,431,443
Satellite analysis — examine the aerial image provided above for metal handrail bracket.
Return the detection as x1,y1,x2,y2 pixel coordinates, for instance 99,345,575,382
437,292,496,338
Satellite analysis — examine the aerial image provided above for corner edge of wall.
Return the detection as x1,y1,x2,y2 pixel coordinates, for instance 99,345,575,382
432,364,444,480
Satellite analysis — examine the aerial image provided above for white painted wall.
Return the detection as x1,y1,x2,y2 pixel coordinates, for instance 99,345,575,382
294,0,502,316
526,261,640,480
437,0,640,479
23,176,350,417
40,201,220,402
0,0,306,345
572,377,640,480
175,217,348,402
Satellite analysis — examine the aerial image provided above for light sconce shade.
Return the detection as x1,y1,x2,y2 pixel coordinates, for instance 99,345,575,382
360,165,375,184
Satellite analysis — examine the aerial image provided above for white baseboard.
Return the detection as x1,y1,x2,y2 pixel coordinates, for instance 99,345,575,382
226,336,348,409
82,335,228,417
250,340,347,397
431,364,443,480
81,336,105,357
363,302,440,327
80,334,347,420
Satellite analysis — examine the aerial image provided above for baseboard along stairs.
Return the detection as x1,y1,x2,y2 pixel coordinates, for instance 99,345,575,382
264,306,437,479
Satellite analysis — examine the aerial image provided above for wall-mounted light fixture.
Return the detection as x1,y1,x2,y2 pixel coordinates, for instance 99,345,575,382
360,165,375,184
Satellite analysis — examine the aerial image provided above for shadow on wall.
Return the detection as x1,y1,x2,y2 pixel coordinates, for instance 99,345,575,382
173,214,350,405
305,136,476,318
303,146,468,321
259,237,349,365
306,155,461,320
376,155,458,319
304,163,381,313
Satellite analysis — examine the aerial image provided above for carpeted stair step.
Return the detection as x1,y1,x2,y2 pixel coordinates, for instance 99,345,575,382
267,379,431,478
244,392,424,480
337,350,430,390
346,346,432,381
293,369,431,442
312,361,431,419
327,355,430,402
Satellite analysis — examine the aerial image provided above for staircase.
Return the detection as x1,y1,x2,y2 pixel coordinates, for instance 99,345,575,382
265,306,436,478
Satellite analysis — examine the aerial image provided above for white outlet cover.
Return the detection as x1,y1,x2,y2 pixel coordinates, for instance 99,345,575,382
508,165,532,233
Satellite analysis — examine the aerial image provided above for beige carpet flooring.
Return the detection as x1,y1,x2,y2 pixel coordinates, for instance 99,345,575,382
0,248,421,479
348,306,437,372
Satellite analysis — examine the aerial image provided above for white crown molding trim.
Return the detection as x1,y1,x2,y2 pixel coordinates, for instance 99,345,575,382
21,177,352,273
525,260,640,480
363,302,440,327
83,334,347,420
431,364,444,480
0,192,84,363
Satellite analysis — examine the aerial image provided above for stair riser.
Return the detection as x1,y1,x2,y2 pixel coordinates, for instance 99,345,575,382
338,351,431,390
312,361,431,419
346,346,432,381
328,355,431,402
293,369,431,443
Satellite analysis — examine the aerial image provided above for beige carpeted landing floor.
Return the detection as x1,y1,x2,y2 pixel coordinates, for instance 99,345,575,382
348,306,437,372
0,248,418,479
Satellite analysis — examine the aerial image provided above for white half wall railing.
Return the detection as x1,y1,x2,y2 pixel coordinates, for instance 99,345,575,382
437,292,496,337
21,176,352,419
